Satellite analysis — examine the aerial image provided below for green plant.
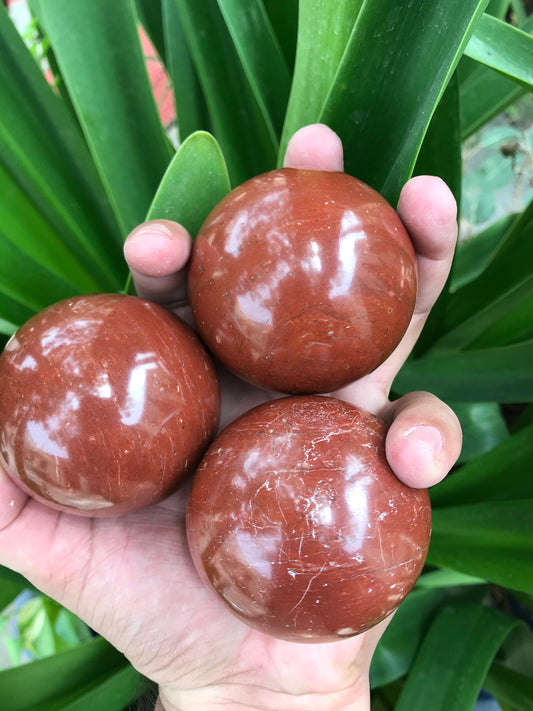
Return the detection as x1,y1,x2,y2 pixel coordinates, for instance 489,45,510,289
0,0,532,709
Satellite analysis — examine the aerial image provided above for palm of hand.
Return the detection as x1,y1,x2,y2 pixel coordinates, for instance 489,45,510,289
0,125,461,711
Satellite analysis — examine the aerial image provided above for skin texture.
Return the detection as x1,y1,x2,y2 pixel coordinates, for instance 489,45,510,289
0,124,462,711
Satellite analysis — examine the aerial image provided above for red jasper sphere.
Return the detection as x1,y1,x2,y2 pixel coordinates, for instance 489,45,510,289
0,294,220,516
188,168,417,394
187,396,431,642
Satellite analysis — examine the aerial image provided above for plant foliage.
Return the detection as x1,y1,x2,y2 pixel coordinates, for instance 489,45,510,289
0,0,532,708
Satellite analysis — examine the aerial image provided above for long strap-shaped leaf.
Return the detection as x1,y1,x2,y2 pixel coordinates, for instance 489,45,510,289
431,421,533,508
319,0,490,204
172,0,277,186
417,197,533,357
0,161,103,298
279,0,364,161
459,60,526,139
395,339,533,403
428,500,533,593
370,587,449,689
465,13,533,91
413,74,462,209
40,0,173,236
162,0,210,140
0,636,128,711
0,231,84,326
217,0,291,138
484,663,533,711
31,665,146,711
441,198,533,335
0,6,123,290
433,274,533,353
263,0,298,72
394,603,518,711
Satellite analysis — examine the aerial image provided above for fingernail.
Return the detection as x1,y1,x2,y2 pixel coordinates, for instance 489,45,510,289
128,222,174,241
404,425,443,464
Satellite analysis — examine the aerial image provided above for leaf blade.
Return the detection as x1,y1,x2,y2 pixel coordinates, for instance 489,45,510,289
0,636,128,711
216,0,291,137
394,603,518,711
0,5,124,289
279,0,364,161
162,0,210,140
172,0,277,185
464,13,533,91
40,0,173,235
320,0,490,203
429,500,533,593
431,421,533,508
395,340,533,403
146,131,230,236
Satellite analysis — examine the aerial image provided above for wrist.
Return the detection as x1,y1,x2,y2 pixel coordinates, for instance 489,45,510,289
155,681,371,711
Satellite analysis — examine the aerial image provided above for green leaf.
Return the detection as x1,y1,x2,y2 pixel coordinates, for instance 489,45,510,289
465,277,533,348
372,680,404,710
509,0,527,25
0,318,16,338
486,0,511,19
460,62,525,139
465,13,533,91
319,0,490,203
16,596,92,658
0,295,35,337
393,603,518,711
453,402,508,464
40,0,173,235
413,73,462,207
395,340,533,403
0,568,36,595
429,500,533,593
0,577,26,614
162,0,210,140
54,608,92,649
458,11,533,141
32,665,147,711
416,568,487,588
510,403,533,433
431,421,533,508
146,131,230,235
0,636,129,711
450,214,515,291
263,0,298,71
406,189,532,350
172,0,277,185
484,663,533,711
370,587,448,689
217,0,291,137
0,5,124,290
135,0,166,65
0,229,84,317
0,625,24,668
18,597,56,658
280,0,364,161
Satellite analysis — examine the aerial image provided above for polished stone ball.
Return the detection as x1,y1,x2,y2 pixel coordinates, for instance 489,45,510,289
0,294,220,516
187,396,431,642
188,168,417,394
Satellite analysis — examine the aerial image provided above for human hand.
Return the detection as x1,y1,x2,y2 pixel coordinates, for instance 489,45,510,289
0,124,461,711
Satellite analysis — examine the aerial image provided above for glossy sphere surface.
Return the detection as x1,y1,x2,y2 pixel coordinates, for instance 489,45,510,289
188,168,417,393
0,294,220,516
187,396,431,642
